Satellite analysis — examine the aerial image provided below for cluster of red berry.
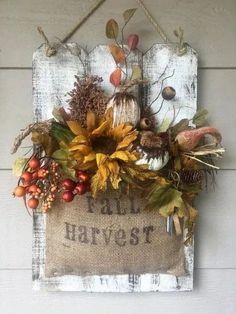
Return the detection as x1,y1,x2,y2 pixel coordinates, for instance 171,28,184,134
13,156,60,211
61,170,90,203
13,156,91,211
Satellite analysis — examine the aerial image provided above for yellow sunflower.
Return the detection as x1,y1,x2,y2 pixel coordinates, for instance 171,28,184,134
67,110,139,196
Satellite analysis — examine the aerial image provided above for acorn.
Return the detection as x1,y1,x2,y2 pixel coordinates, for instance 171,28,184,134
162,86,176,100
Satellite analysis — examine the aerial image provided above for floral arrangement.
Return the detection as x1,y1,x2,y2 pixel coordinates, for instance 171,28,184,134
12,9,225,244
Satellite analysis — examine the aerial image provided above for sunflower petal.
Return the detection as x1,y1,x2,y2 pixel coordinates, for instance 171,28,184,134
87,111,97,132
116,131,138,150
69,144,91,155
110,150,138,161
71,134,88,145
98,164,110,184
83,152,96,163
92,121,110,135
107,160,120,175
67,121,87,136
110,174,122,189
111,124,133,141
96,153,107,166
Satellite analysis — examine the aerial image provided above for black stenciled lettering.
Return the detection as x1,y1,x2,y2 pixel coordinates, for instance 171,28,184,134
91,227,100,245
114,198,126,215
130,227,140,245
130,196,140,214
87,195,95,213
102,228,113,245
100,198,112,215
143,226,154,243
115,229,126,247
64,222,76,241
78,225,89,243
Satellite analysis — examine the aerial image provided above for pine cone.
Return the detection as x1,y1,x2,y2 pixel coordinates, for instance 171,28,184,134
179,169,203,184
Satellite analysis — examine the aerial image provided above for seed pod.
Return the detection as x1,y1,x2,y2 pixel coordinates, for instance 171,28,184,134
106,92,140,127
162,86,176,100
139,117,152,130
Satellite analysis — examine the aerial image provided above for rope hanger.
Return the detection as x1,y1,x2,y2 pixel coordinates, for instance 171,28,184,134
38,0,186,57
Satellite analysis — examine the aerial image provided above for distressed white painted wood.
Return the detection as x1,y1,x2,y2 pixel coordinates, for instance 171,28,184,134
1,0,236,67
0,0,236,311
31,43,197,291
143,44,197,126
1,269,236,314
2,69,235,169
33,43,87,121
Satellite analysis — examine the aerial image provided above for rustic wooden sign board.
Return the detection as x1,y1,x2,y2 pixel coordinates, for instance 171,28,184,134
32,43,197,292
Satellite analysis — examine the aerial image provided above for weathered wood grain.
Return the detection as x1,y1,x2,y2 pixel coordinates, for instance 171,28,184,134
0,269,236,314
142,44,197,127
0,0,236,67
32,43,197,291
2,69,234,169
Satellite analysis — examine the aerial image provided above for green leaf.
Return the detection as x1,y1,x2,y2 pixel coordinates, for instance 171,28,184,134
12,157,28,176
123,8,137,24
130,64,142,81
147,184,185,217
52,149,76,179
193,109,208,127
106,19,119,39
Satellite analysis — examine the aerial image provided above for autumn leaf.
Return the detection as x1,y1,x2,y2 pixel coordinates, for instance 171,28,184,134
106,19,119,38
31,131,57,156
12,157,28,176
123,8,137,24
147,184,185,217
130,64,142,81
109,44,126,64
110,68,122,87
192,109,208,127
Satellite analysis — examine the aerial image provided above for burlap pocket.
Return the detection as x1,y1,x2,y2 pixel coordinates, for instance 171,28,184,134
45,191,186,277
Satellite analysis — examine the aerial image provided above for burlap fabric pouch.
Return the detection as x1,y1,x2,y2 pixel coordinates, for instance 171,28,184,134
45,190,186,277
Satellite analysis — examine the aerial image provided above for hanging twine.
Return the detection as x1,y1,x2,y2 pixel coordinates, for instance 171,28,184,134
37,27,57,57
61,0,106,43
37,0,105,57
37,0,187,57
136,0,170,43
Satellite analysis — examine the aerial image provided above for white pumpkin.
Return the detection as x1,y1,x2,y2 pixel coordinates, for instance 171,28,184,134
106,92,140,127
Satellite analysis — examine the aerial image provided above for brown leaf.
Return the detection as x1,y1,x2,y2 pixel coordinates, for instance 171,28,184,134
110,68,122,87
109,44,126,64
106,19,119,39
123,8,137,24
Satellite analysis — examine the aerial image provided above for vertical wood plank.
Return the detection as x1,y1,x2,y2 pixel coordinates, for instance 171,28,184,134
32,43,87,121
143,44,197,128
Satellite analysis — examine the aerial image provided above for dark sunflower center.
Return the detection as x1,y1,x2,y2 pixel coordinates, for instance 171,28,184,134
92,136,117,155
